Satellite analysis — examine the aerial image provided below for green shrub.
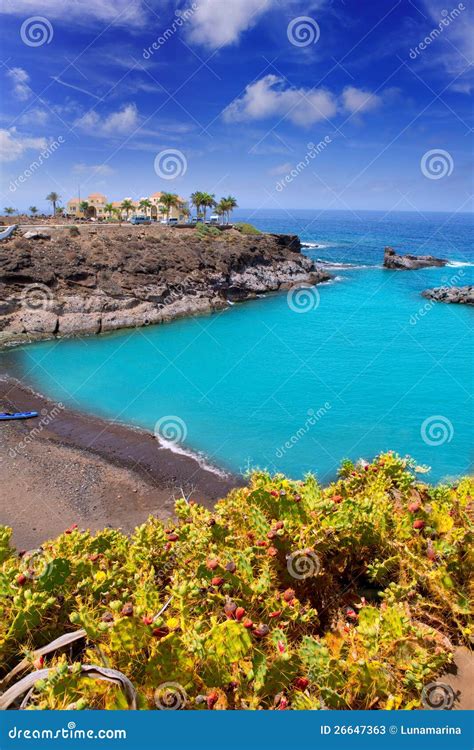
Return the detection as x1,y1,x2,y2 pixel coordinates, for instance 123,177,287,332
0,453,472,710
233,222,262,235
196,223,220,237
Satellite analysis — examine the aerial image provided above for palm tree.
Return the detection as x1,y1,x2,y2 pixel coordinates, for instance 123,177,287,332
79,201,89,217
4,207,15,215
46,192,61,216
180,202,191,222
159,192,180,222
200,192,216,221
120,199,134,220
190,191,205,219
104,203,114,219
220,195,238,224
29,206,38,216
139,198,152,216
215,204,225,225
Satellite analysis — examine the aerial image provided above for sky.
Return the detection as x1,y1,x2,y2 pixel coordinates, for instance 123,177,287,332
0,0,473,214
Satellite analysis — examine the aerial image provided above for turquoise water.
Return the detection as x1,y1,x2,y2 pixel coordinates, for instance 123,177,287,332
3,210,473,483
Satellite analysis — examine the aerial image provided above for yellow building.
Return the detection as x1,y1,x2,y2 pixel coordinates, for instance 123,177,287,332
67,192,187,221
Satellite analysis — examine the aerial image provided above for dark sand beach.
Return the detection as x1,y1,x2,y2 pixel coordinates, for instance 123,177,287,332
0,376,237,550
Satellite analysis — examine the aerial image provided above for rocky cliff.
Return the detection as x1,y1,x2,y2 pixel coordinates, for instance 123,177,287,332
0,225,330,346
383,246,447,270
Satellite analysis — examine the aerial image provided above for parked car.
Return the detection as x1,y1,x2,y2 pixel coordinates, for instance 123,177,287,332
130,216,151,225
209,215,219,225
168,217,178,225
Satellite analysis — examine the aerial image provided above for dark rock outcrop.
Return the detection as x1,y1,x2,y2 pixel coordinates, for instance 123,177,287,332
422,286,474,306
0,225,330,345
383,246,447,270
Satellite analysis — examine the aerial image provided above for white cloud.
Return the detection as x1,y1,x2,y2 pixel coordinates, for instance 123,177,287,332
421,0,474,92
341,86,382,114
6,68,31,101
268,162,293,175
73,162,115,176
0,127,48,162
223,76,386,127
74,104,139,136
0,0,146,27
19,108,49,125
185,0,275,48
223,75,338,127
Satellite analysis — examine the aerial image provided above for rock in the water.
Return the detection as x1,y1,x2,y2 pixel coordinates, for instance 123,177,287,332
383,246,447,270
421,286,474,306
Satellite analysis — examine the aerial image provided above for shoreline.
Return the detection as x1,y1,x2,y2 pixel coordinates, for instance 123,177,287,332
0,375,239,549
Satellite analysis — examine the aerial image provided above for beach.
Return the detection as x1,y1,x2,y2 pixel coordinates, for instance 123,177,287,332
0,377,237,549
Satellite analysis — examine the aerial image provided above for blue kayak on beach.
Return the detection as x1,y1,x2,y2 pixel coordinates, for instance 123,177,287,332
0,411,38,421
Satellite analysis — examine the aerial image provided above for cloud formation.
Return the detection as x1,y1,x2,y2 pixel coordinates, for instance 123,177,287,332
0,127,48,162
185,0,275,48
74,104,139,136
223,76,382,127
6,68,31,101
0,0,145,27
73,162,115,176
341,86,382,114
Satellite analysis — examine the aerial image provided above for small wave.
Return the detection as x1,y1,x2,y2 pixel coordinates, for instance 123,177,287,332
157,437,230,479
447,261,474,267
316,260,380,270
302,241,327,249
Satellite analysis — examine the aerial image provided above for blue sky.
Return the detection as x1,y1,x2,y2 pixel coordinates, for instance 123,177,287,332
0,0,472,213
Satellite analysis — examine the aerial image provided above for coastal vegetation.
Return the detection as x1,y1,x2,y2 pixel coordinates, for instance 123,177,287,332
0,453,471,710
234,221,262,235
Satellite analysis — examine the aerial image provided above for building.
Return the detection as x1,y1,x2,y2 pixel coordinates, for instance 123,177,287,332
66,192,187,221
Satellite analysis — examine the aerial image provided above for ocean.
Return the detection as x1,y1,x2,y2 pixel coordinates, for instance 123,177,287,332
4,209,473,483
